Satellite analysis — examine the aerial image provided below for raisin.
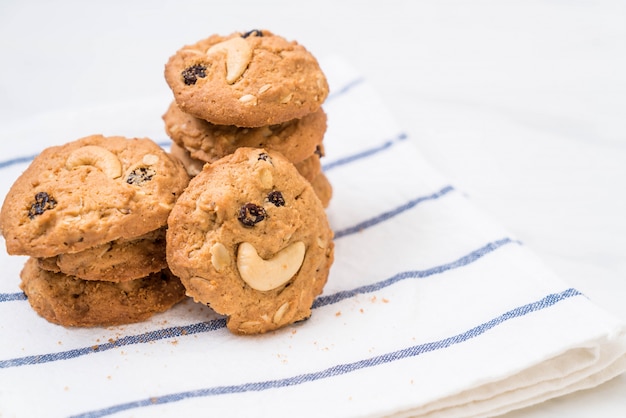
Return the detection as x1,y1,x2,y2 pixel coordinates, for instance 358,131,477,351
126,167,156,186
242,29,263,38
314,145,324,158
257,152,271,162
267,191,285,207
238,203,266,227
181,64,207,85
28,192,57,219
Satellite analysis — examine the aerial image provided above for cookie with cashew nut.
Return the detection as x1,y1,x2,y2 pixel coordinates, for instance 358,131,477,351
166,147,334,334
164,29,329,127
163,100,327,165
0,135,189,258
19,258,186,327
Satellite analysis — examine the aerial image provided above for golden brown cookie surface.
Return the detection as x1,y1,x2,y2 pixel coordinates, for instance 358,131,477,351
0,135,189,258
164,30,329,127
166,148,334,334
19,258,186,327
163,100,327,164
170,141,323,182
310,172,333,208
38,228,167,282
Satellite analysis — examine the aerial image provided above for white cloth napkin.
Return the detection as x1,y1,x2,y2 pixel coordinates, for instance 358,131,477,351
1,56,625,418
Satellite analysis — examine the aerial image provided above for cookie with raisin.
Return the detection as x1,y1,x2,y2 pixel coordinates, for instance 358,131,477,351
19,258,185,327
0,135,189,258
163,100,327,164
164,29,329,127
170,141,323,182
166,147,334,334
38,227,167,282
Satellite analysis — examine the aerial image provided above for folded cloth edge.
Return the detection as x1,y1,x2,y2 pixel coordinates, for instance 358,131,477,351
386,327,626,418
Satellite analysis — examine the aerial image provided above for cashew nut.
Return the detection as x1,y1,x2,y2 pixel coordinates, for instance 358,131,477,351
207,36,252,84
66,145,122,179
210,242,231,272
236,241,305,291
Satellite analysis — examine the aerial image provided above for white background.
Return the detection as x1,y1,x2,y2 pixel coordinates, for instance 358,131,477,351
1,1,624,416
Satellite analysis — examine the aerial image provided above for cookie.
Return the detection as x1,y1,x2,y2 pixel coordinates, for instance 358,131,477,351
38,228,167,282
19,258,186,327
164,29,329,127
170,141,323,182
166,147,334,334
0,135,189,258
163,100,327,164
310,172,333,208
294,147,324,182
169,142,206,177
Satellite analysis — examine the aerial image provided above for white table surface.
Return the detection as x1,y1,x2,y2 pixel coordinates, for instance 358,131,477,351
1,1,624,416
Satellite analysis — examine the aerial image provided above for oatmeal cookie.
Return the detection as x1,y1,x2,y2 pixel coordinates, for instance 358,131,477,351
164,29,328,127
38,228,167,282
166,147,334,334
20,258,186,327
0,135,189,258
163,100,326,164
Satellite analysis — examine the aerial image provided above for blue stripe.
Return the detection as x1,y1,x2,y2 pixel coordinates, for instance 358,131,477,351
0,184,455,306
326,77,364,101
0,154,39,170
333,185,454,239
71,287,583,418
155,140,171,148
0,237,516,369
0,77,364,171
313,237,515,308
322,132,407,172
0,319,226,369
0,292,26,302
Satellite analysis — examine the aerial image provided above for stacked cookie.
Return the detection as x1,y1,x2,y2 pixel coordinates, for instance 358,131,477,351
166,147,335,334
0,29,336,334
162,29,332,207
0,135,190,326
162,30,335,334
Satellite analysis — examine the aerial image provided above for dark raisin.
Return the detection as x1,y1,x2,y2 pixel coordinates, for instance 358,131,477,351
181,64,207,85
267,191,285,207
28,192,57,219
257,152,271,162
238,203,266,227
314,145,324,158
126,167,156,186
242,29,263,38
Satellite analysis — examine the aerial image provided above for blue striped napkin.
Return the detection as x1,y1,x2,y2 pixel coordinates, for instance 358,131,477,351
1,56,625,418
